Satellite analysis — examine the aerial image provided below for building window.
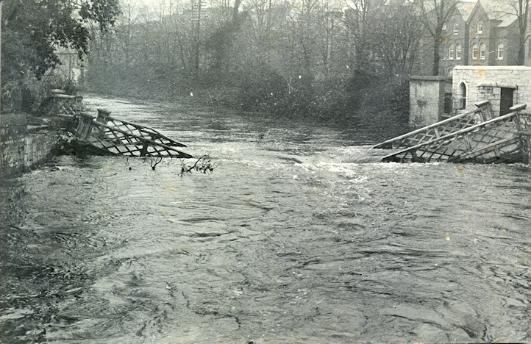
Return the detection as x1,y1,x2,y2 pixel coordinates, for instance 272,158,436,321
456,43,462,60
472,43,479,60
453,23,459,35
480,43,486,60
449,44,455,60
497,43,504,60
477,21,483,33
459,82,467,109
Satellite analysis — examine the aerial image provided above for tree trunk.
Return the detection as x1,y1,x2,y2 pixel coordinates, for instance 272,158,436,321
432,36,441,76
0,1,3,113
517,0,529,65
518,38,526,65
233,0,242,22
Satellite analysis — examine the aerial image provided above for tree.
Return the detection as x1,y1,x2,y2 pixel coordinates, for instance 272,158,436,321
372,3,422,77
509,0,530,65
1,0,4,111
415,0,458,76
344,0,374,75
206,0,244,79
2,0,120,80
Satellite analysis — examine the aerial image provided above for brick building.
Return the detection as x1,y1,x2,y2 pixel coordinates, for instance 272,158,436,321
418,0,529,76
410,0,531,126
439,0,475,76
467,0,520,67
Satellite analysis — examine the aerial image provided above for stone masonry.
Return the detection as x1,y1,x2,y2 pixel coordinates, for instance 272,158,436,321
452,66,531,116
0,114,58,176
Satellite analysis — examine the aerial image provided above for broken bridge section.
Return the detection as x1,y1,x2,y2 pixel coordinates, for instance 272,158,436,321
374,102,531,164
66,109,193,159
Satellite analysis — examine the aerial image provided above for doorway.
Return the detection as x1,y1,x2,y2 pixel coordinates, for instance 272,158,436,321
500,88,514,116
459,82,467,109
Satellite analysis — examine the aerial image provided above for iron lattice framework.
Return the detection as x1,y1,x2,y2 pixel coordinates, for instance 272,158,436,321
374,101,493,150
375,103,530,164
73,113,193,159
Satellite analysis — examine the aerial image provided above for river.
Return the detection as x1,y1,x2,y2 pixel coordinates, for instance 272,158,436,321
1,96,530,343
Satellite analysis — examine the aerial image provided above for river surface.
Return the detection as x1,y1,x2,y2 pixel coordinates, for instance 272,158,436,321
1,96,530,343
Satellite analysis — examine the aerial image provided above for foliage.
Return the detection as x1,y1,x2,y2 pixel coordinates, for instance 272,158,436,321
1,0,120,112
86,0,423,125
2,74,79,113
3,0,120,78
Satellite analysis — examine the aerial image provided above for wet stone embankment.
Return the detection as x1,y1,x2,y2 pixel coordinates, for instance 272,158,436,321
0,96,530,344
0,114,58,176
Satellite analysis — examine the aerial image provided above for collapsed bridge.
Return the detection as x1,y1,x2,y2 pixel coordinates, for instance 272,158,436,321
374,101,531,164
60,108,192,159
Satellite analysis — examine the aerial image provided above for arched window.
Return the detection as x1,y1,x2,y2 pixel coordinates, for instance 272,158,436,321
459,82,467,109
497,43,504,60
477,21,483,33
456,44,462,60
472,43,479,60
453,23,459,35
449,44,455,60
480,43,486,60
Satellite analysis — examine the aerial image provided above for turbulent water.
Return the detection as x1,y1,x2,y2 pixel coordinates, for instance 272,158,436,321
1,96,530,344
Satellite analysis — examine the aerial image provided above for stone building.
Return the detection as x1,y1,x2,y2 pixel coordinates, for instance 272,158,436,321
453,66,531,117
54,48,86,88
409,76,452,127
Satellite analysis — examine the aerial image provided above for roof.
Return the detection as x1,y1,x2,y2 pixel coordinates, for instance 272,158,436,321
410,75,449,81
474,0,518,27
455,1,476,22
454,65,531,71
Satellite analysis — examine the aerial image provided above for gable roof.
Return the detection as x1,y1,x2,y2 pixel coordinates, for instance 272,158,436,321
470,0,518,27
455,1,476,22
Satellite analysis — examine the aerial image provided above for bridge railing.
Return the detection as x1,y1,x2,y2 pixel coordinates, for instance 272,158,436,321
373,101,493,150
382,104,528,163
95,109,187,148
73,112,192,158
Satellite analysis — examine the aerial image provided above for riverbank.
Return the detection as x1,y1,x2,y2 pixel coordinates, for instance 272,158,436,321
83,87,411,142
0,114,59,177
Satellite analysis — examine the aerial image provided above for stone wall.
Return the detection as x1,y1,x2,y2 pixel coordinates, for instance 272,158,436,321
0,114,58,176
452,66,531,116
409,77,447,127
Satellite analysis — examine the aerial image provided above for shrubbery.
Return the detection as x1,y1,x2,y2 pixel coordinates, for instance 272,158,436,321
1,74,80,114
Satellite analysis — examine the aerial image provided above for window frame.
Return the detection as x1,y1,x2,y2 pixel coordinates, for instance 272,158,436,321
456,43,462,60
480,42,486,60
497,43,504,60
449,44,455,60
477,21,483,34
472,43,479,60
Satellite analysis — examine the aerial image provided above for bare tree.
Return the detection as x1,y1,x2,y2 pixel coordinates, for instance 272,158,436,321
415,0,458,76
344,0,374,75
0,0,4,112
373,3,422,77
509,0,530,65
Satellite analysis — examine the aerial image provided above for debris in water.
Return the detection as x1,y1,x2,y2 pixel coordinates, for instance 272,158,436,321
179,155,214,175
